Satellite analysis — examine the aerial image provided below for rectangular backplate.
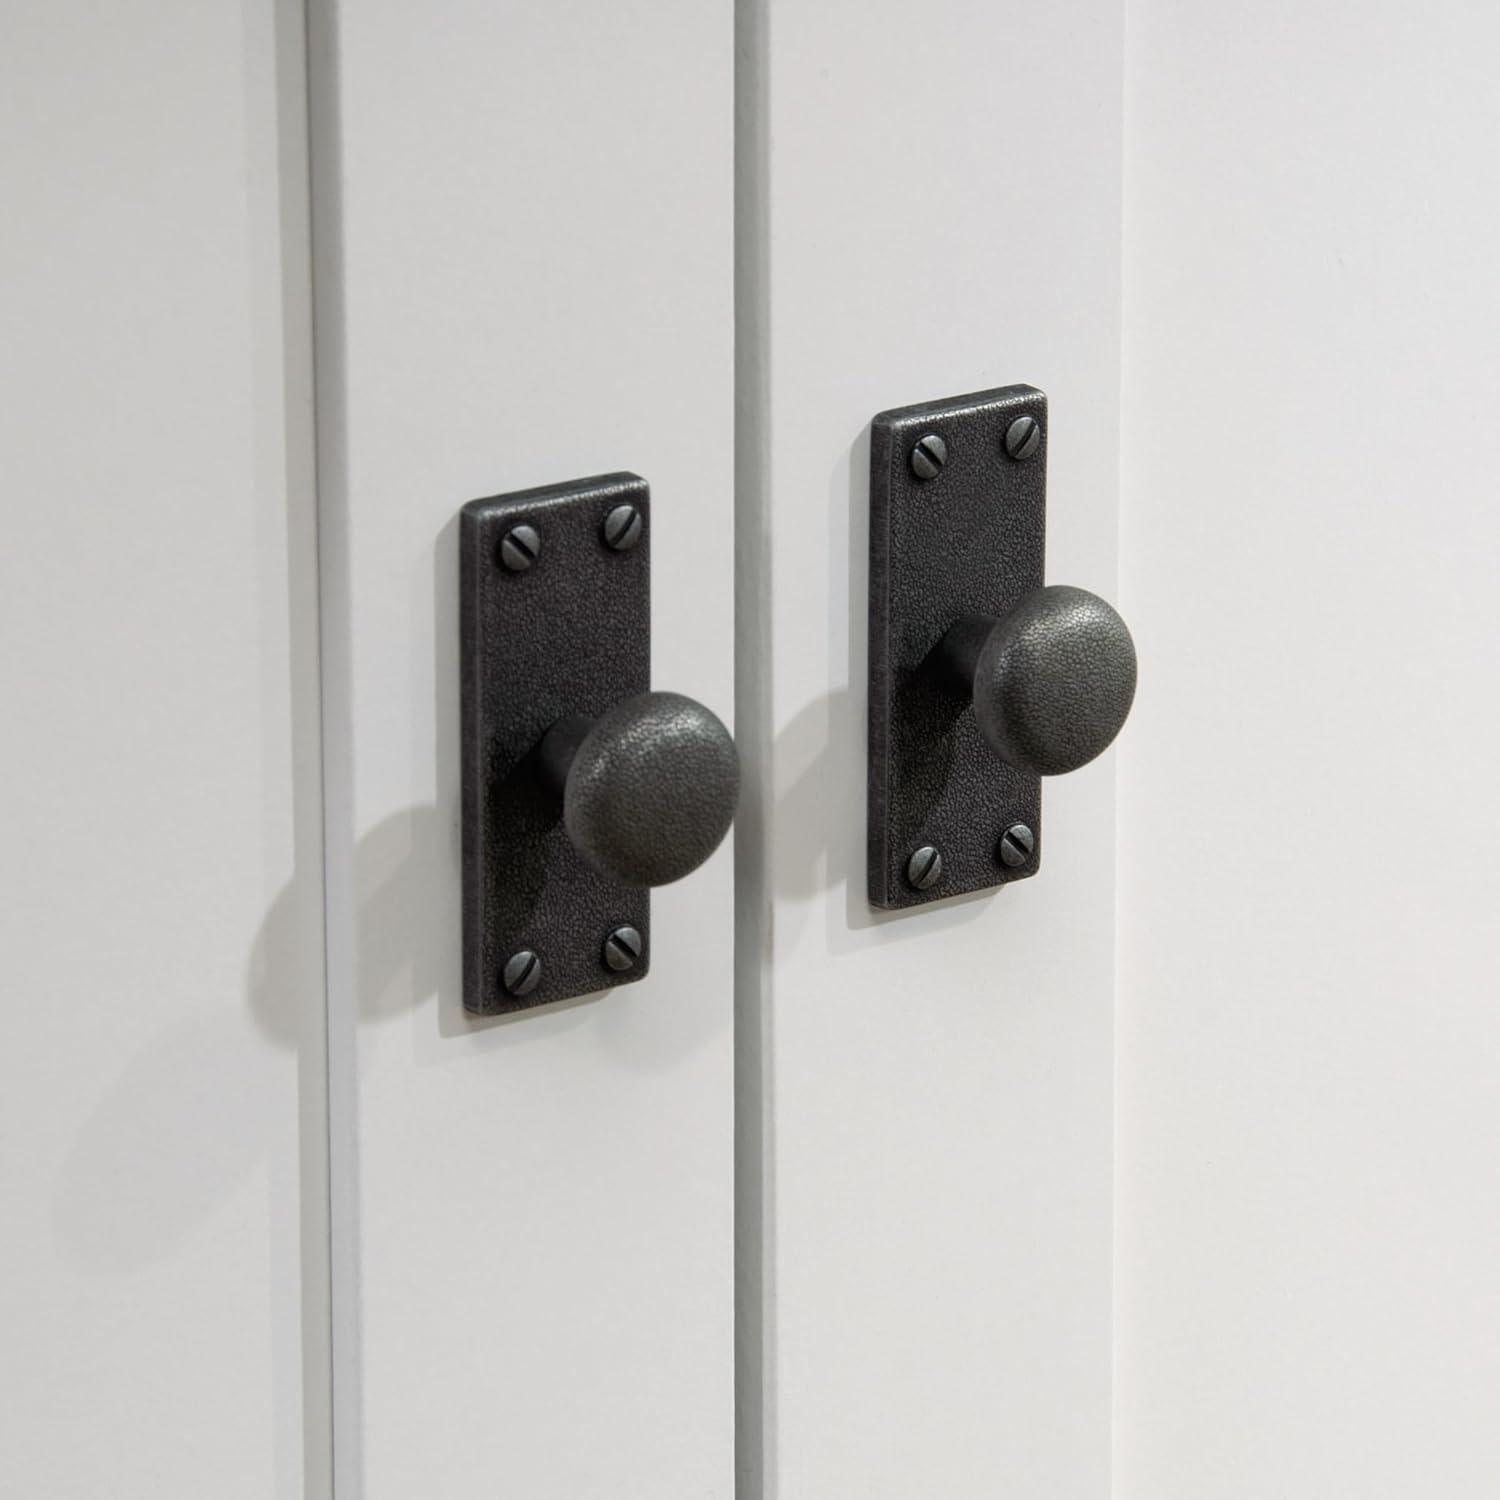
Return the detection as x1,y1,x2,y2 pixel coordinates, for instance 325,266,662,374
460,473,650,1013
868,384,1047,909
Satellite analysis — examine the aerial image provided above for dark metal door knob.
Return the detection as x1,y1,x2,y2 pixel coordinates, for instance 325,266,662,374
463,473,738,1010
538,690,740,886
869,385,1137,908
936,584,1137,776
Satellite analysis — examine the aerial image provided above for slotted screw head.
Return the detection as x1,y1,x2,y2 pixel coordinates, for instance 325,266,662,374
906,844,943,891
603,504,643,552
910,433,947,480
499,523,541,572
1004,415,1041,461
501,949,542,997
603,924,644,973
999,823,1035,868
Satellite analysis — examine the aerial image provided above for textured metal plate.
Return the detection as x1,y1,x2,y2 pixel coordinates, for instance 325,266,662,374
868,385,1047,909
460,473,650,1012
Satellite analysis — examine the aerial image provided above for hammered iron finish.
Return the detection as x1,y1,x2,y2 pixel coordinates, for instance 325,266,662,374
563,692,739,887
868,385,1047,908
460,473,651,1013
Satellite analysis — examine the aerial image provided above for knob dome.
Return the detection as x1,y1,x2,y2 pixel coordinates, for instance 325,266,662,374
564,691,740,885
974,585,1137,776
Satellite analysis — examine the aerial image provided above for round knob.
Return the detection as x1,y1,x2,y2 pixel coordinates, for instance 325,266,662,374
540,691,739,886
941,585,1137,776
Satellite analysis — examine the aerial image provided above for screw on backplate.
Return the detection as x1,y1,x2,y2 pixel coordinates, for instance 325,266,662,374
501,949,542,997
906,844,943,891
499,523,541,572
602,504,644,552
603,924,643,973
1004,415,1041,461
998,823,1035,868
910,433,947,480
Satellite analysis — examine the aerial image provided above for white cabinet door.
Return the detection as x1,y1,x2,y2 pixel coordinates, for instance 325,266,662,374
0,2,329,1495
738,2,1125,1495
13,4,1498,1496
306,4,736,1496
1115,3,1500,1496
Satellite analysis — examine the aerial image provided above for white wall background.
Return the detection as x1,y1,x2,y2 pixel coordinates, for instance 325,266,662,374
0,2,328,1495
1117,2,1500,1494
10,4,1500,1494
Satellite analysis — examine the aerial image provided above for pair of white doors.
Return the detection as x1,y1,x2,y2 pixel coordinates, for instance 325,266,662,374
5,1,1498,1496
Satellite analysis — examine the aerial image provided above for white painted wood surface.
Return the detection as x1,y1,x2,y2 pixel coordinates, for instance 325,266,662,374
1116,3,1500,1495
308,3,736,1494
16,5,1494,1493
0,2,329,1495
738,1,1125,1493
